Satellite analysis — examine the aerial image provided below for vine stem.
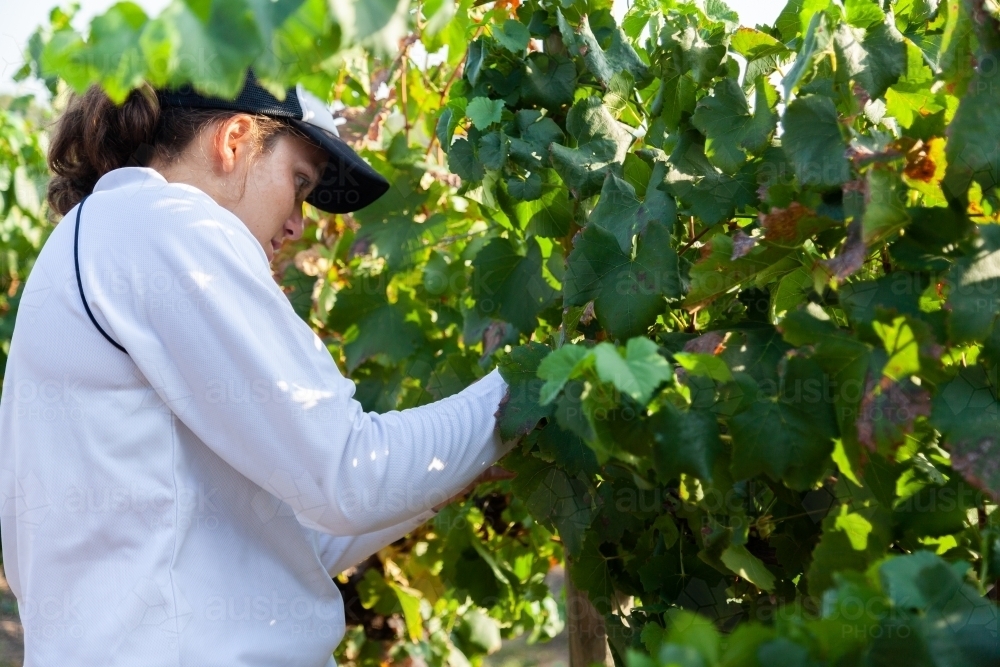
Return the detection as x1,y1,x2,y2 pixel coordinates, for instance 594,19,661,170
424,24,487,159
426,228,489,248
357,35,419,145
401,55,409,143
679,224,713,255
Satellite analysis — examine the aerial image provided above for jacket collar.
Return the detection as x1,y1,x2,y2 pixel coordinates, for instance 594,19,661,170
92,166,168,193
92,167,217,206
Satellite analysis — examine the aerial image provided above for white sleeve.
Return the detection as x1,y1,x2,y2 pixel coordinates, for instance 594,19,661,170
97,198,513,537
312,507,438,577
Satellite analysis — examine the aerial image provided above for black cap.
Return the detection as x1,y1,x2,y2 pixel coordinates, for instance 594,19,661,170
157,71,390,214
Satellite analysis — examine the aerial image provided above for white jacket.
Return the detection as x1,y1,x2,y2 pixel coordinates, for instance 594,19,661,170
0,167,512,666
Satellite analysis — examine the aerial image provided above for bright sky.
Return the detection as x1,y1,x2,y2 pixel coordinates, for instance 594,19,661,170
0,0,786,96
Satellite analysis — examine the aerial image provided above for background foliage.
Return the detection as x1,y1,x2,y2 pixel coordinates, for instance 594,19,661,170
3,0,1000,666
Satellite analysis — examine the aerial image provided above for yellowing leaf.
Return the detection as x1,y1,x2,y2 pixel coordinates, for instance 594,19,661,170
388,582,424,642
873,316,920,381
720,544,775,592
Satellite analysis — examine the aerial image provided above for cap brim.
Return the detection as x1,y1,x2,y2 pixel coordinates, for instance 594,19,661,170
291,121,390,214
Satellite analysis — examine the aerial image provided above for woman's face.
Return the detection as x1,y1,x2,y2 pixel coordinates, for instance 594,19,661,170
232,133,329,262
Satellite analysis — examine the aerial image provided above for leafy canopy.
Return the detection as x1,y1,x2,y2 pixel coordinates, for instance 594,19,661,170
9,0,1000,666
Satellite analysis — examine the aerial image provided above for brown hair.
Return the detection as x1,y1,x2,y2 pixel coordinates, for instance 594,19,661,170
46,83,297,217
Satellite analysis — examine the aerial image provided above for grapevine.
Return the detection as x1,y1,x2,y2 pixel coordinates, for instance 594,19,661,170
3,1,999,665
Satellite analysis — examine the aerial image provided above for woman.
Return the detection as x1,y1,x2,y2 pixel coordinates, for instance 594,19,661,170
0,73,517,666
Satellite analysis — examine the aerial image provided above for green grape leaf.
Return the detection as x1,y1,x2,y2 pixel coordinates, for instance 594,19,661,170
838,272,926,325
780,10,831,97
894,475,973,538
560,11,648,88
664,132,759,225
720,544,775,592
356,213,446,271
637,554,686,599
771,267,814,321
872,316,921,382
161,0,267,97
549,96,635,198
717,327,792,388
502,171,574,236
496,342,554,441
77,3,150,102
494,18,529,53
879,551,972,612
435,105,458,151
342,304,423,372
729,397,835,490
478,130,510,170
691,77,778,174
568,531,616,614
667,22,727,85
885,81,945,128
730,27,787,60
832,19,906,100
844,0,885,29
662,608,722,664
328,0,409,51
944,225,1000,343
591,338,673,405
862,168,910,245
588,161,676,253
525,466,594,556
520,52,577,108
623,153,652,195
931,365,1000,500
781,95,851,189
945,58,1000,202
684,233,793,309
537,344,591,405
508,113,565,170
807,501,893,596
504,445,595,557
183,0,213,22
472,236,556,333
505,171,542,201
673,352,734,383
650,402,722,483
467,97,505,130
564,220,681,340
780,307,874,478
857,18,907,98
448,137,485,181
654,71,698,132
425,353,481,401
358,567,401,615
465,37,486,86
326,282,424,371
280,265,316,321
453,609,502,656
872,552,1000,664
533,421,600,478
389,583,424,642
452,545,504,607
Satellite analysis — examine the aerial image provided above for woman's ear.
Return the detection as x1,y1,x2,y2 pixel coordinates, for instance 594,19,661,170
215,114,255,175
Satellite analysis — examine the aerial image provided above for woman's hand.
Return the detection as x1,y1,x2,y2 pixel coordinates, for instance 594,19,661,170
431,465,517,512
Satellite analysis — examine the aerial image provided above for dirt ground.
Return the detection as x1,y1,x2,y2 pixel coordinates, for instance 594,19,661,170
482,566,568,667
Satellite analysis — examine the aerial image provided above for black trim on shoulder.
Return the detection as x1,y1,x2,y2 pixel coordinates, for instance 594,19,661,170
73,194,128,355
